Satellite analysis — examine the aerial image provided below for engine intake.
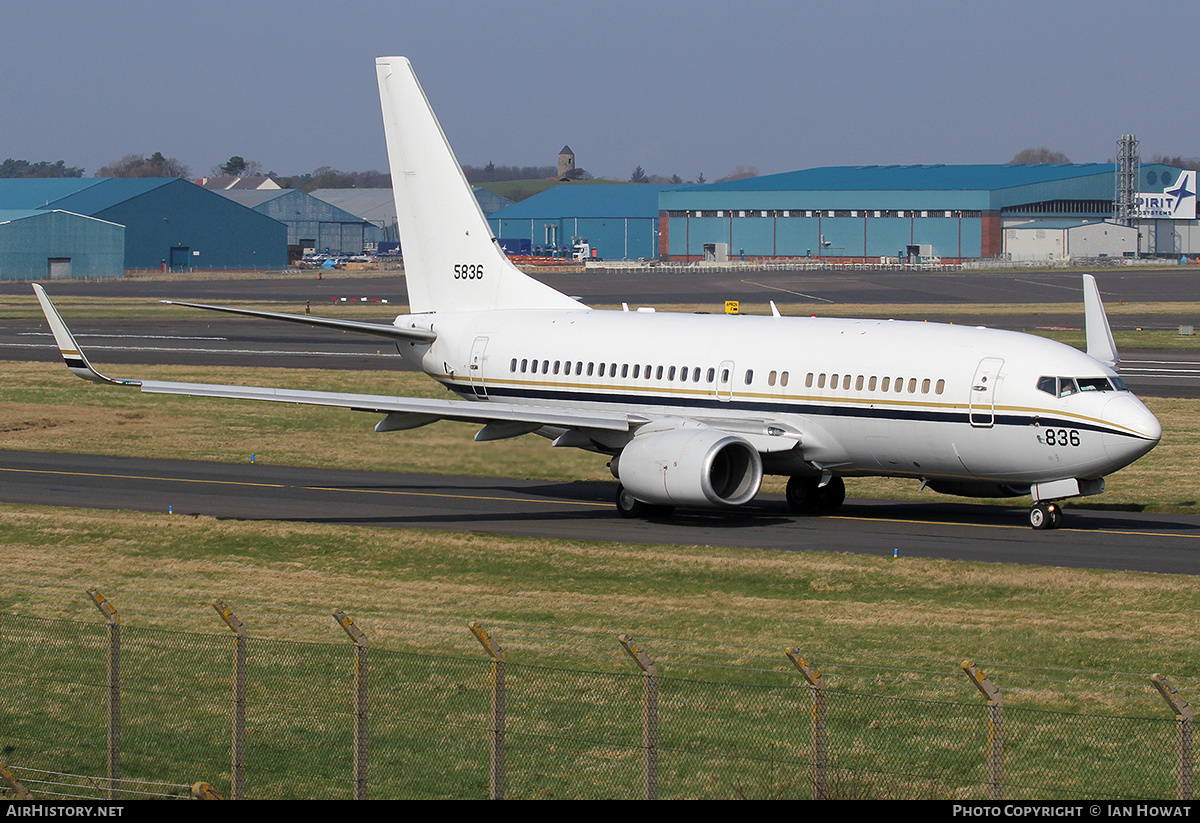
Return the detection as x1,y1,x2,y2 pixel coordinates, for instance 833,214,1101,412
617,428,763,507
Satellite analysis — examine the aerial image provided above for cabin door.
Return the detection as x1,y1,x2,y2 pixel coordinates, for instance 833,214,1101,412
968,357,1004,428
469,336,489,399
717,360,735,401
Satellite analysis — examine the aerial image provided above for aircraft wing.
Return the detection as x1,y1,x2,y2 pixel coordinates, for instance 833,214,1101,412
33,284,631,433
160,300,437,343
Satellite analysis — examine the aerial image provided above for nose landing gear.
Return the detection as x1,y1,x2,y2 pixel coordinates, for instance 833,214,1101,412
1029,501,1063,530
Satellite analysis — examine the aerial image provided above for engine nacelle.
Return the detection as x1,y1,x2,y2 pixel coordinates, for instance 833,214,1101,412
616,428,763,507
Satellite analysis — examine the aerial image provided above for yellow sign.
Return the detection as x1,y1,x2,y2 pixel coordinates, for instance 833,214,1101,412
725,300,739,315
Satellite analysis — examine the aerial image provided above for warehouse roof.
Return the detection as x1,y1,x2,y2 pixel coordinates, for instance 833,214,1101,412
690,164,1117,193
491,183,683,219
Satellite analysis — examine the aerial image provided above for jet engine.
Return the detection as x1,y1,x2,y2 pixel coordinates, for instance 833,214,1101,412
615,427,763,507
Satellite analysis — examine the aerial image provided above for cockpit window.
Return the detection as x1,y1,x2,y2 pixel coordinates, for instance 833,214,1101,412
1037,375,1126,396
1078,377,1117,392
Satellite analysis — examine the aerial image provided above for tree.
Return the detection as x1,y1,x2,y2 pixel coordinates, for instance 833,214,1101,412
0,159,84,178
630,165,649,183
1008,148,1070,165
715,165,758,183
1150,153,1200,170
97,152,190,178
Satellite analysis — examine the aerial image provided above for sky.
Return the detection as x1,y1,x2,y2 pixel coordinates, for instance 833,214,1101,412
4,0,1200,181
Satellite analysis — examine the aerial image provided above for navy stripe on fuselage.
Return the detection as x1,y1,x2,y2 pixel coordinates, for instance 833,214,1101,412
439,379,1149,440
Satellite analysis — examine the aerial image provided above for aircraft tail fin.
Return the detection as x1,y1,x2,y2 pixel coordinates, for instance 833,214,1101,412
375,57,582,314
1083,274,1119,368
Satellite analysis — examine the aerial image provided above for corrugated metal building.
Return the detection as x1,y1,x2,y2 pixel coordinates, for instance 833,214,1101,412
0,209,124,280
218,188,381,255
311,187,514,248
488,184,679,259
0,178,287,271
659,163,1192,262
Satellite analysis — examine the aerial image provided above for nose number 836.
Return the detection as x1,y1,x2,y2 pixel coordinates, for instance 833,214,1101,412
1043,429,1081,447
454,264,483,280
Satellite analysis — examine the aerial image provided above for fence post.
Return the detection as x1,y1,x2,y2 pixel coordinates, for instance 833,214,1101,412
469,622,505,800
86,588,120,801
212,600,246,800
785,649,827,799
619,634,658,801
962,660,1004,801
1151,674,1194,800
334,610,369,800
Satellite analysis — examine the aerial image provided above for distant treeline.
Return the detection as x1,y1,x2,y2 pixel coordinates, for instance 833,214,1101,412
0,159,84,178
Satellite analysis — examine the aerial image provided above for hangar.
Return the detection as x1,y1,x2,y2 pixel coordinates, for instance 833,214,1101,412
659,163,1198,262
0,209,124,281
0,178,286,272
483,163,1197,263
487,184,677,260
217,188,382,258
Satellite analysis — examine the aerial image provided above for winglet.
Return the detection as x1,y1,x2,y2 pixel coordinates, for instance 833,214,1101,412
1082,274,1119,369
31,284,139,386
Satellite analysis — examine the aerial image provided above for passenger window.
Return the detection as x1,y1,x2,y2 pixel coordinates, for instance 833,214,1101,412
588,362,595,376
694,367,702,382
576,361,583,374
868,376,877,391
935,379,945,395
806,373,814,388
818,374,826,389
855,375,864,391
633,364,641,378
881,377,890,391
510,358,517,372
780,371,789,387
668,366,676,380
744,369,754,385
656,366,664,380
542,360,549,374
622,364,629,378
721,368,730,382
768,371,777,387
521,358,528,373
908,378,917,393
921,378,930,394
831,374,840,389
554,360,561,375
707,367,715,383
895,378,904,393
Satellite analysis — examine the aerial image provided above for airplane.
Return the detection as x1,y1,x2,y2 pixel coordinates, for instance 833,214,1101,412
32,56,1162,530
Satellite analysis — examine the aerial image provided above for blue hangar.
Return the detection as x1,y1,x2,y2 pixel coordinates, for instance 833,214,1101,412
487,163,1194,262
0,178,286,277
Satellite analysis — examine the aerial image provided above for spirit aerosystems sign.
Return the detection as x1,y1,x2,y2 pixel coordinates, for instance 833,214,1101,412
1135,169,1196,219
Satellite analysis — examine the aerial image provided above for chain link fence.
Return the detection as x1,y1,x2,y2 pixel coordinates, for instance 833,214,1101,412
0,597,1193,800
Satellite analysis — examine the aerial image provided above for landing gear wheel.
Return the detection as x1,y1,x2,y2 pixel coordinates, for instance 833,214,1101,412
786,476,819,513
815,476,846,513
616,484,648,519
1030,502,1063,530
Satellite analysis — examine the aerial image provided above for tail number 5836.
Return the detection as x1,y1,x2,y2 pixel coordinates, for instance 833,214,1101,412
454,264,483,280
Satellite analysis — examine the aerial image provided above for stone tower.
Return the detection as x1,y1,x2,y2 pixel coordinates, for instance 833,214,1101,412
558,145,575,179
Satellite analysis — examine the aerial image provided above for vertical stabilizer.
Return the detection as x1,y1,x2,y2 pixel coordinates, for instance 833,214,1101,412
375,57,582,314
1083,274,1119,368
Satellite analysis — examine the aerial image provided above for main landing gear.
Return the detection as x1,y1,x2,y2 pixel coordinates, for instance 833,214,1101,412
1029,501,1064,530
786,475,846,514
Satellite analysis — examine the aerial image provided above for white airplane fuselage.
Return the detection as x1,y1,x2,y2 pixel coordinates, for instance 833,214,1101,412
395,307,1160,491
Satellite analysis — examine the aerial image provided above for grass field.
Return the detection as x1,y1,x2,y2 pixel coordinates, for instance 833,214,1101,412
4,288,1198,798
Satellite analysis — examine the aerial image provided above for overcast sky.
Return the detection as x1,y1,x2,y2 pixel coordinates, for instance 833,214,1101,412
4,0,1198,181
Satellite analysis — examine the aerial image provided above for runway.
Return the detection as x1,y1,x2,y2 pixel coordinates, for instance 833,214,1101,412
5,268,1199,393
3,450,1198,576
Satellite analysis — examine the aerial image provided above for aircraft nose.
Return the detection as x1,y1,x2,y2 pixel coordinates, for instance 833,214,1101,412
1101,395,1161,464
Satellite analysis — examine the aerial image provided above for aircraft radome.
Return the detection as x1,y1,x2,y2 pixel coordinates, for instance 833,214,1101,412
33,56,1162,530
